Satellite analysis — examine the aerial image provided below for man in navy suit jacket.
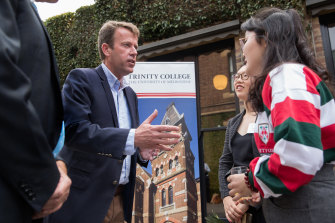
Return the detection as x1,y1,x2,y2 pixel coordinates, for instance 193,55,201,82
0,0,71,222
49,21,181,223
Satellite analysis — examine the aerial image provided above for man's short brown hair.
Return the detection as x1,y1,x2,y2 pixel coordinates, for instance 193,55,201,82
98,21,140,60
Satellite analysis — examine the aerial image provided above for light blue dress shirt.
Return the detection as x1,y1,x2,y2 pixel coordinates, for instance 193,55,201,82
102,63,136,185
30,1,38,12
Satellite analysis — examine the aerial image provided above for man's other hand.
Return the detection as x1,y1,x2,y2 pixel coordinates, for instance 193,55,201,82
32,160,71,219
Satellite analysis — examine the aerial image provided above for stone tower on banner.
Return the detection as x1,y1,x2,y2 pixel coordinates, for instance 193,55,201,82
132,102,200,223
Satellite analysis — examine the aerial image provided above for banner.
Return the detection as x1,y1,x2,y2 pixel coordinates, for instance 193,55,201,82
126,62,201,223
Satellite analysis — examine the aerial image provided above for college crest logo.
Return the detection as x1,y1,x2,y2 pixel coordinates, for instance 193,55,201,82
258,123,269,144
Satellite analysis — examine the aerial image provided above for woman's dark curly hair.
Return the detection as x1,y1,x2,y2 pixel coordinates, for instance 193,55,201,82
241,7,334,112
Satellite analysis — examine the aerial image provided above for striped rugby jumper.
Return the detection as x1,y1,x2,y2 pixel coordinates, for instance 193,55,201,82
248,63,335,198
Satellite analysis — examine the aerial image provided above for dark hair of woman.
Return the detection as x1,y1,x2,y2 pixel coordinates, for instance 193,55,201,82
241,7,334,112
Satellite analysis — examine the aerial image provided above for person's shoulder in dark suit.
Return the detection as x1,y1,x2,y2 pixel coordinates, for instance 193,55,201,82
0,0,71,221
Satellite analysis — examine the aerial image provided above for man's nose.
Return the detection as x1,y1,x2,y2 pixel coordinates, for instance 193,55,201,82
130,47,138,56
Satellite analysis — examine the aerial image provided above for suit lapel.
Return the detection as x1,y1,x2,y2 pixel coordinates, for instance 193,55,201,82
230,111,244,143
124,87,138,128
96,65,119,127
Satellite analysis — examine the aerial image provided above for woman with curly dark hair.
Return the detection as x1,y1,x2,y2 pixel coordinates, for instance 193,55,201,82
227,7,335,223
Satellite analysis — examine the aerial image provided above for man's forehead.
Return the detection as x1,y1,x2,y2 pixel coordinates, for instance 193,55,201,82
116,33,138,44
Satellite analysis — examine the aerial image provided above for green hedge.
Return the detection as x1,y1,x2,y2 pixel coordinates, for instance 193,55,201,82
45,0,304,85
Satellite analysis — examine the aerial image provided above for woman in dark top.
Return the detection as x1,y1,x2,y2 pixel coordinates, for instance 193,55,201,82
218,65,265,223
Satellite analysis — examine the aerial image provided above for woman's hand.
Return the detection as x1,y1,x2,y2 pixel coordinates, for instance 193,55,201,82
223,196,248,223
237,191,262,207
227,173,251,201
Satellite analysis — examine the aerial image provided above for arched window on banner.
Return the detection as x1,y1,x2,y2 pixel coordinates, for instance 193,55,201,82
168,186,173,204
162,189,166,207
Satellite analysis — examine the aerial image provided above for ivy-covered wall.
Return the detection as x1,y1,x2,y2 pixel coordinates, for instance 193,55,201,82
45,0,304,84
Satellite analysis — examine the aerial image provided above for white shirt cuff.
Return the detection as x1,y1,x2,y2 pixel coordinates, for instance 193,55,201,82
123,129,136,155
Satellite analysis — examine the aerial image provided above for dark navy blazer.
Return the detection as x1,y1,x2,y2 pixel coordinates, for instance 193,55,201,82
49,65,146,223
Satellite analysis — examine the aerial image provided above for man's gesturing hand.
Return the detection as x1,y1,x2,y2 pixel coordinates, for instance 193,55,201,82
135,109,181,152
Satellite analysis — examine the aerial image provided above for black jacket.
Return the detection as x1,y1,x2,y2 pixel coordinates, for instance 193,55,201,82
218,110,259,198
0,0,63,222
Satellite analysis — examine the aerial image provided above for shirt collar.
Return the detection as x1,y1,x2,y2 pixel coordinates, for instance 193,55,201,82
101,63,129,91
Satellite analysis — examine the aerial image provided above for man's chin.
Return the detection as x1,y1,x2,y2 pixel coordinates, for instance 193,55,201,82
127,67,134,74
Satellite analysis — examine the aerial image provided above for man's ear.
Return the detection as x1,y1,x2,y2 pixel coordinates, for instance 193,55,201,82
101,43,111,57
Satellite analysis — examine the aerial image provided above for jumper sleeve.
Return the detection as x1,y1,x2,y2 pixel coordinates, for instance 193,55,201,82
249,64,334,198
